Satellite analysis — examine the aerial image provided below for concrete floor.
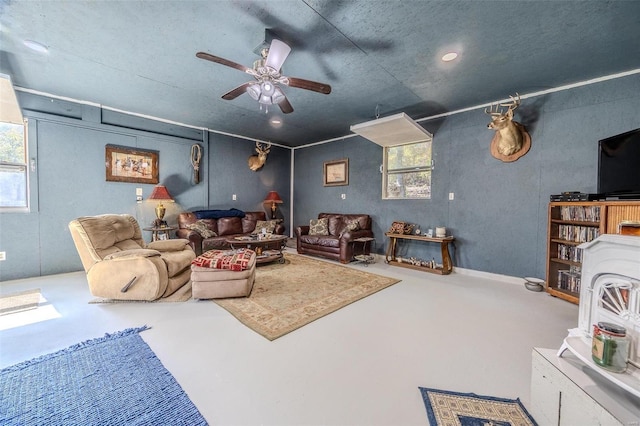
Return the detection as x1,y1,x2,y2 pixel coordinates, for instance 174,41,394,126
0,251,578,425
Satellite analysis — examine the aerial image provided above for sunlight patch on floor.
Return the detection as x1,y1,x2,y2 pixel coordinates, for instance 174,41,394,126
0,295,62,331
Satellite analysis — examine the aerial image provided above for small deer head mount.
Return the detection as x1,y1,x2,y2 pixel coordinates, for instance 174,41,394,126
248,142,271,171
485,93,531,162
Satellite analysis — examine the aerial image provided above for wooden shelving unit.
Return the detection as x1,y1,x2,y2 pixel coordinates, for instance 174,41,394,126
546,201,640,304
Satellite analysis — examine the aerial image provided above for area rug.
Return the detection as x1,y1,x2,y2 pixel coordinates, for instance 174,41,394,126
89,280,192,304
0,288,41,315
419,387,537,426
214,253,401,340
0,326,208,425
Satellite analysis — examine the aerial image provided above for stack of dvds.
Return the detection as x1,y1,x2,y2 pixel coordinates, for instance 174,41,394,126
557,244,583,262
560,205,601,222
557,266,581,293
558,225,600,243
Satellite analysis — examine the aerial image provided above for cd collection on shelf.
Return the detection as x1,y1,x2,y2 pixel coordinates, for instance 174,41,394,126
558,266,581,293
559,205,601,222
558,224,600,243
557,243,583,263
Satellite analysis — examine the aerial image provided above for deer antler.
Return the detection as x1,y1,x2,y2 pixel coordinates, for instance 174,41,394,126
486,93,520,116
485,104,504,116
256,142,271,154
498,93,520,110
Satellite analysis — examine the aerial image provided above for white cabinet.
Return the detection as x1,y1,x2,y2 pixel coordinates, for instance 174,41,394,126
531,348,640,425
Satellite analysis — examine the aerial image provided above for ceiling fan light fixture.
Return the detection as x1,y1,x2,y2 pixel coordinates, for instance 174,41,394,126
272,87,285,104
247,83,261,100
259,94,273,105
261,81,275,96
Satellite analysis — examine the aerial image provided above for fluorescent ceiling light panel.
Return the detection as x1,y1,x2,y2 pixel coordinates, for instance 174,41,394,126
0,74,24,124
350,113,432,147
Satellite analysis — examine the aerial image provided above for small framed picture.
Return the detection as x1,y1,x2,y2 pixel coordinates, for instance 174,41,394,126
323,158,349,186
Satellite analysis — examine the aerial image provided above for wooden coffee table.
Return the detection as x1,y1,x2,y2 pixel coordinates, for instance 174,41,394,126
226,235,288,265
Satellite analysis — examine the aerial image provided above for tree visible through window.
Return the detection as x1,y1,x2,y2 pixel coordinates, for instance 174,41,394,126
383,140,432,199
0,121,28,209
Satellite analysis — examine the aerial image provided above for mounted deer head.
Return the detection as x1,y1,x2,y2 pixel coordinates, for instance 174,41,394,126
248,142,271,171
485,93,531,162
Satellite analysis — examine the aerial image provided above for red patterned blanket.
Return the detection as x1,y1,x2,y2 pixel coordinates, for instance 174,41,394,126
191,249,255,271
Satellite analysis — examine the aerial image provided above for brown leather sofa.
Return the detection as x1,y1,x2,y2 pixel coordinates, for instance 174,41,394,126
296,213,374,263
177,209,285,256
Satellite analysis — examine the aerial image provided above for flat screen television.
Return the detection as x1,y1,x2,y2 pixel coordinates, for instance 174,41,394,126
597,128,640,199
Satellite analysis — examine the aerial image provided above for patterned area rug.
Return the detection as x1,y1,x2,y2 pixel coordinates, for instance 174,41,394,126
419,387,537,426
0,327,208,425
215,253,401,340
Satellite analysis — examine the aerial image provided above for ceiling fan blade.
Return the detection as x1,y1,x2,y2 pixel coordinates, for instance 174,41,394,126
196,52,250,73
286,77,331,95
221,82,252,100
278,96,294,114
264,39,291,72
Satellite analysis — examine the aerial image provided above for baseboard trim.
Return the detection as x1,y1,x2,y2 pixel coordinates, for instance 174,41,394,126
453,267,527,286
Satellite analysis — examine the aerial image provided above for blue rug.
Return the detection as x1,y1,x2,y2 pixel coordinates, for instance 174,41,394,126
1,326,208,425
419,387,537,426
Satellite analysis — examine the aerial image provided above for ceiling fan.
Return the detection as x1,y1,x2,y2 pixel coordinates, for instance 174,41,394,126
196,39,331,114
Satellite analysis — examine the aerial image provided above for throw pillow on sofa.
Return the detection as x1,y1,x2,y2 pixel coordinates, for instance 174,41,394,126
339,219,360,237
309,218,329,236
187,220,217,238
252,220,278,234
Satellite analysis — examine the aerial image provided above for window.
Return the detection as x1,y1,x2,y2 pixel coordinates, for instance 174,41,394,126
0,121,28,210
382,140,432,199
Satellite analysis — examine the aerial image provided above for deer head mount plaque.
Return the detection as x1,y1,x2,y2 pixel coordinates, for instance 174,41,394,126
485,93,531,162
248,142,271,171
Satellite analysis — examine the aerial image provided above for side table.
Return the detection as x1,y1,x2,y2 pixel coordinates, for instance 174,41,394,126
352,237,376,266
384,232,455,275
143,226,177,242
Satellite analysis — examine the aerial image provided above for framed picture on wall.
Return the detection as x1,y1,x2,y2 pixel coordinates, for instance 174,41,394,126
105,145,159,184
323,158,349,186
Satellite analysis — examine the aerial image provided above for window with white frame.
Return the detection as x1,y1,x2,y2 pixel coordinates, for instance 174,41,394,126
0,121,28,210
382,140,432,199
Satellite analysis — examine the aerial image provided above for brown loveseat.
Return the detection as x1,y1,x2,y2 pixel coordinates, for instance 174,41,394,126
177,209,285,256
295,213,374,263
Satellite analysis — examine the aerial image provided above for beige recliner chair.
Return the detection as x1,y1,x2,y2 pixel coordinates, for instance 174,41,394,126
69,214,196,301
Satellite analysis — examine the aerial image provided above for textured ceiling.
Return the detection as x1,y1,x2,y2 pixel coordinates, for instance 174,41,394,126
1,0,639,147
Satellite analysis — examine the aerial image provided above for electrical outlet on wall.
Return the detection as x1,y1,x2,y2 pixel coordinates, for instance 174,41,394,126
232,194,237,201
0,251,6,261
341,194,346,200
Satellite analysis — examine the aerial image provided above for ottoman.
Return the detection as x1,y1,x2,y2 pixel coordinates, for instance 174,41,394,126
190,249,257,299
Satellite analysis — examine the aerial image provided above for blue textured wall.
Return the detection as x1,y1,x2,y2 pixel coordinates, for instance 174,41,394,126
1,75,638,281
0,94,289,281
294,74,640,279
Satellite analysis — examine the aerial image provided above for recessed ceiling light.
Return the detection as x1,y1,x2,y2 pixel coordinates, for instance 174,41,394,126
23,40,49,54
270,117,283,128
441,52,458,62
